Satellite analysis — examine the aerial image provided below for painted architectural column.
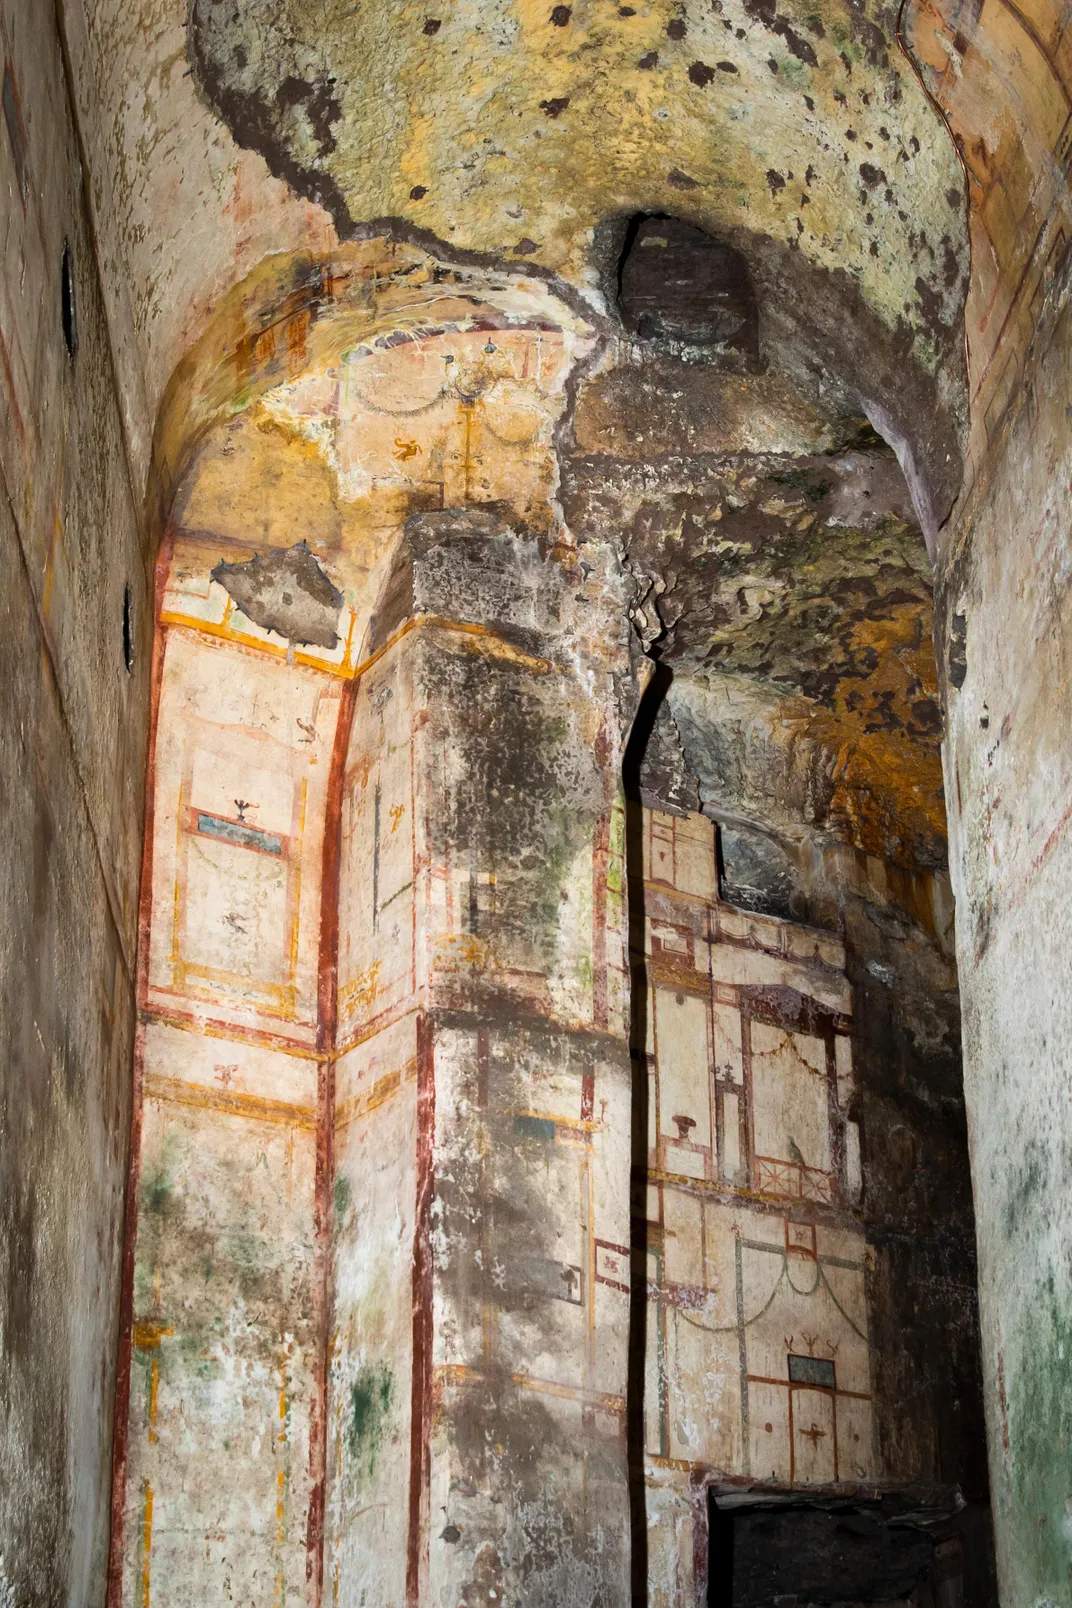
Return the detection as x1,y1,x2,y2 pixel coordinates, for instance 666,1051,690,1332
327,509,638,1607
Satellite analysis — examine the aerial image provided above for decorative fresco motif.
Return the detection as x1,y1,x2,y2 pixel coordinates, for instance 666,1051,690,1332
119,556,875,1607
116,316,637,1607
637,810,872,1606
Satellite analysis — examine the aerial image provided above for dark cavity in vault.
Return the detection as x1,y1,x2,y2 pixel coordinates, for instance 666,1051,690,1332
617,214,760,363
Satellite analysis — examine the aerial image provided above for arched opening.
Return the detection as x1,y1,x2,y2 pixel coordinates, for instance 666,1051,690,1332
110,245,640,1608
105,227,994,1607
595,215,995,1604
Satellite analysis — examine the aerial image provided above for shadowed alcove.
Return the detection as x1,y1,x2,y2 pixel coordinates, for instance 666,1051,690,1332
608,215,993,1606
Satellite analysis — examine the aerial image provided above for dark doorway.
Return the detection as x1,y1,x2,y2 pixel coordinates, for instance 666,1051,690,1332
707,1493,971,1608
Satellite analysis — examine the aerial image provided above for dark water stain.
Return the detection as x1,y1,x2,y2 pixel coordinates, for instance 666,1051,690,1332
333,1170,352,1227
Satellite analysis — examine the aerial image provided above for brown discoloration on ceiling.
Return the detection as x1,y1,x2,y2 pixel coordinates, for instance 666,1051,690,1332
573,359,867,457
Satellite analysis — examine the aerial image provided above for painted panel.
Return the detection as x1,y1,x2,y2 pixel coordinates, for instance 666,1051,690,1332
337,654,417,1045
121,611,341,1606
749,1023,833,1193
642,805,874,1582
122,1089,317,1608
146,630,340,1042
655,988,713,1158
328,1024,418,1608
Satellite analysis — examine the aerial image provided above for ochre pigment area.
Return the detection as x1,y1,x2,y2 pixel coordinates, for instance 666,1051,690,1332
185,0,967,376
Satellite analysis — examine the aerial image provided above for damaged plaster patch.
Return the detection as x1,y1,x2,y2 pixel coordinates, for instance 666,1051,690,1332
637,694,702,817
212,542,343,647
188,0,353,230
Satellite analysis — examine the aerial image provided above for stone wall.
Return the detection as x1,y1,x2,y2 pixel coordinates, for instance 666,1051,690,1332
938,256,1072,1608
0,5,152,1606
913,0,1072,1582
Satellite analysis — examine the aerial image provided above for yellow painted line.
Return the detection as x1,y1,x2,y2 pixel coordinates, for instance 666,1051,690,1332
148,1357,160,1445
435,1363,625,1414
161,610,559,682
143,1072,316,1130
335,1063,415,1130
141,1481,154,1608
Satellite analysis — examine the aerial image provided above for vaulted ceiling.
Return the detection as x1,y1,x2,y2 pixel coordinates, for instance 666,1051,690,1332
51,0,1072,880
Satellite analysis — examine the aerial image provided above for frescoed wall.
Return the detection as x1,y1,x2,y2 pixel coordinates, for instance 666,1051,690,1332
122,571,963,1602
98,248,993,1607
117,592,346,1608
635,810,874,1604
113,302,640,1607
325,537,634,1607
117,573,883,1608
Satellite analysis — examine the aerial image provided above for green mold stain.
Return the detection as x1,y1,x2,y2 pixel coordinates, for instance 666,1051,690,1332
139,1129,188,1224
1006,1279,1072,1606
334,1172,352,1226
140,1137,181,1218
347,1364,394,1476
